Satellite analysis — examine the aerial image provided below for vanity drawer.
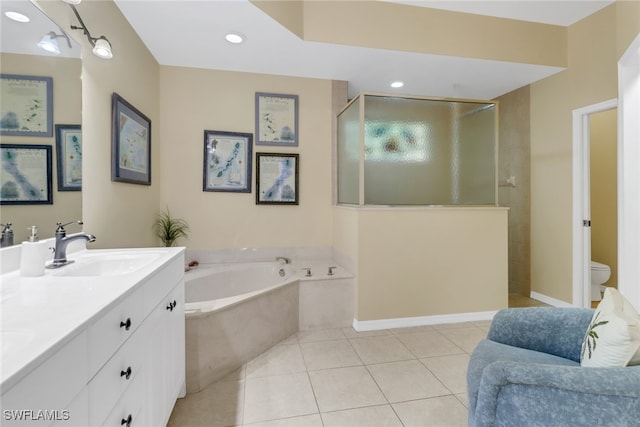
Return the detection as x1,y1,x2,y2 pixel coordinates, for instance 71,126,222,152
88,325,148,426
1,331,88,427
99,366,147,427
88,284,145,377
143,256,184,316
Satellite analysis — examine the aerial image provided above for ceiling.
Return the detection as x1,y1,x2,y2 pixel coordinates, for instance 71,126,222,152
112,0,614,99
1,0,81,58
2,1,615,100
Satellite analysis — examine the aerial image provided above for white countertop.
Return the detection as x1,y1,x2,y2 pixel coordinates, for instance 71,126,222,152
0,246,184,392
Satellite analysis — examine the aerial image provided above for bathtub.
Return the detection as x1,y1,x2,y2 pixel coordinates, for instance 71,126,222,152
183,258,354,394
185,262,295,314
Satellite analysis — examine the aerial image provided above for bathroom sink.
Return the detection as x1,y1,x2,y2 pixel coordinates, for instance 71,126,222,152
52,251,163,277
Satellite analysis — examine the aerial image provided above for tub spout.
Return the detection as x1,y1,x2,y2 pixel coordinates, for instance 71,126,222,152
276,256,291,264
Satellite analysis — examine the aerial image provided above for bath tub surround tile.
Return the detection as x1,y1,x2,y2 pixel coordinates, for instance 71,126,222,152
420,354,470,395
167,379,244,427
308,366,387,412
395,331,465,358
297,328,346,343
300,339,363,371
392,396,468,427
246,343,307,379
299,278,355,330
349,335,415,364
320,405,403,427
243,373,318,424
366,360,450,403
244,414,324,427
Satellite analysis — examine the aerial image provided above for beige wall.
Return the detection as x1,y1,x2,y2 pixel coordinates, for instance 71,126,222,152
0,53,82,243
254,0,567,67
337,207,508,321
39,0,161,249
590,108,617,287
530,3,637,302
158,66,334,249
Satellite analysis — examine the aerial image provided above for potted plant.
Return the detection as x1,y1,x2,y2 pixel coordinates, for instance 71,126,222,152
153,207,189,247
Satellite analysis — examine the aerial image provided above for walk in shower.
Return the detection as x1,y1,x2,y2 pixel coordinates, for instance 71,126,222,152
337,94,498,206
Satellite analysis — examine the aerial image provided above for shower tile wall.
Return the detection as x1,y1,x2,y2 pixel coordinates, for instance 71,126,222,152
497,86,531,296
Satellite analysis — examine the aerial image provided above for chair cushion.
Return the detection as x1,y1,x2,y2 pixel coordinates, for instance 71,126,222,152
581,288,640,367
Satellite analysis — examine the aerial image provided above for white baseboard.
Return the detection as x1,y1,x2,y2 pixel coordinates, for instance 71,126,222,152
530,291,576,308
352,310,498,332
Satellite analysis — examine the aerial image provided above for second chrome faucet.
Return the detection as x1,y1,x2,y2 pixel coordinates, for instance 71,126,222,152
47,220,96,269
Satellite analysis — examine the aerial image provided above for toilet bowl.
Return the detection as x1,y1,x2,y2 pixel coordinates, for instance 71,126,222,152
591,261,611,301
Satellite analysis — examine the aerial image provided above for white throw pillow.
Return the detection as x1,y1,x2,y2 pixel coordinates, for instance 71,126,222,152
581,288,640,367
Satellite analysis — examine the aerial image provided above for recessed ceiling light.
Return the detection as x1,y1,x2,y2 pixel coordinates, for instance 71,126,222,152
225,33,245,44
390,81,404,88
5,11,30,23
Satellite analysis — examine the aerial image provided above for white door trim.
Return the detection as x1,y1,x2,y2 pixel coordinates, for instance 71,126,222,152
617,34,640,311
572,99,617,308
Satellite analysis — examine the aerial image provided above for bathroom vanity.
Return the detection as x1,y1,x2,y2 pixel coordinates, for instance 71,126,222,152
0,246,185,427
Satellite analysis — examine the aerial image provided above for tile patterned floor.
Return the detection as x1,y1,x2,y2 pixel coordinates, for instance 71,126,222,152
168,321,491,427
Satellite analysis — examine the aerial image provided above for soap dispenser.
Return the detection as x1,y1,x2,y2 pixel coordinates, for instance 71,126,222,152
20,226,46,277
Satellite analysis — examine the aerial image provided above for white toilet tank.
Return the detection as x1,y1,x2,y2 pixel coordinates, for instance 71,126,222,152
591,261,611,301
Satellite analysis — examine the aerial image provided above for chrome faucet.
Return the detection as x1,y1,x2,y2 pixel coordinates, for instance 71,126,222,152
47,221,96,269
0,223,14,248
276,256,291,264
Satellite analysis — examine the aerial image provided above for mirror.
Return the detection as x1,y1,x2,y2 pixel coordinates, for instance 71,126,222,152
1,0,82,245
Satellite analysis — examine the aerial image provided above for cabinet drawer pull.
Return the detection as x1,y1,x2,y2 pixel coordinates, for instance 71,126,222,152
120,366,132,380
120,318,132,330
121,414,132,426
166,300,177,311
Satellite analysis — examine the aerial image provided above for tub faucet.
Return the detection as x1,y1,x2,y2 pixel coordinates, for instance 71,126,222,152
47,221,96,269
0,223,14,247
276,256,291,264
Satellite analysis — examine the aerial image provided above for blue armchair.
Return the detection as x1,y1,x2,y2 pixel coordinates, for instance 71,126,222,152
467,307,640,426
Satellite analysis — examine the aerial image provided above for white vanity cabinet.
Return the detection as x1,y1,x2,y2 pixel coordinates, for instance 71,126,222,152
0,248,185,427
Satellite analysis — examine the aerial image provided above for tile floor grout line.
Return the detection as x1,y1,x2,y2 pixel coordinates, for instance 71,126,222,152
296,336,324,426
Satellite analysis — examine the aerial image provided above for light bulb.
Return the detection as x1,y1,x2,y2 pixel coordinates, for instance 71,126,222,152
92,37,113,59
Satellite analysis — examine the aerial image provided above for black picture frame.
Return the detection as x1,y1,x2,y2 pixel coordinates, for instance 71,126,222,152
111,93,151,185
203,130,253,193
0,74,54,137
0,144,53,205
255,152,299,205
255,92,299,146
55,124,82,191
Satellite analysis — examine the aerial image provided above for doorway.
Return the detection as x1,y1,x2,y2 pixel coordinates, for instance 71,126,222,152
589,108,618,304
572,99,617,308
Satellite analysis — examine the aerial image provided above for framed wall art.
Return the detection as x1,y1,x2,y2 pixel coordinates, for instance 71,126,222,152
255,92,298,146
203,130,252,193
0,144,53,205
255,152,299,205
55,124,82,191
0,74,53,137
111,93,151,185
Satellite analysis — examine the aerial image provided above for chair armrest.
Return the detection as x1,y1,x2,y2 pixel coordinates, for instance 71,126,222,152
475,361,640,427
488,307,594,362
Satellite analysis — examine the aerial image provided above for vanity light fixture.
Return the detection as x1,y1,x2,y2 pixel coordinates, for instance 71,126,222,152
68,3,113,59
390,81,404,88
225,32,245,44
37,31,72,54
5,11,30,23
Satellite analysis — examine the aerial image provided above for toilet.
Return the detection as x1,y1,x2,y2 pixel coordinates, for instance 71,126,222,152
591,261,611,301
